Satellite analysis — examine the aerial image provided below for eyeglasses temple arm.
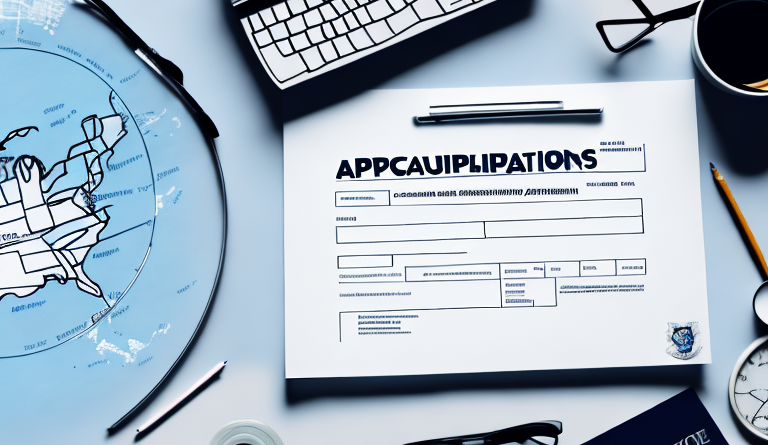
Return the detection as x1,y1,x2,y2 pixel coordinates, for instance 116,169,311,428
654,2,700,23
632,0,655,18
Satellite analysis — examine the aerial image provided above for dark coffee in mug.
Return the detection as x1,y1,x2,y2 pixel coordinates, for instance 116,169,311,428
697,0,768,91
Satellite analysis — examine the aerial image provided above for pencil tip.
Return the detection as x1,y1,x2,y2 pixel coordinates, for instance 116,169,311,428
223,361,228,365
710,162,716,170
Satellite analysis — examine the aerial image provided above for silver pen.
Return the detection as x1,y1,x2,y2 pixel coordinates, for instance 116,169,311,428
414,101,603,124
135,361,227,436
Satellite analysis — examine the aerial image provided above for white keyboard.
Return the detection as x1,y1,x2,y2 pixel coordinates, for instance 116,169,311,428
234,0,490,88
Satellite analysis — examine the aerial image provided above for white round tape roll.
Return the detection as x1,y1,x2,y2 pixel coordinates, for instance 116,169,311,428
210,420,284,445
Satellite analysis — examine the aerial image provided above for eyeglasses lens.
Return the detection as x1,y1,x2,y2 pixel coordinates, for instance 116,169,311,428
602,22,651,50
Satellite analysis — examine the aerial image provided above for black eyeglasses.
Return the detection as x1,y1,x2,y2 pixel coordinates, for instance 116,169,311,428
596,0,700,53
75,0,219,139
403,420,562,445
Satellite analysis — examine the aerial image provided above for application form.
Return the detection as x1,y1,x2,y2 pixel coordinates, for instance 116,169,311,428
283,80,710,378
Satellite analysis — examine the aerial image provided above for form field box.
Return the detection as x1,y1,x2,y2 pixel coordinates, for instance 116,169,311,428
501,263,546,279
339,280,502,313
488,199,642,220
337,222,485,244
336,199,643,244
502,278,556,307
544,262,580,277
580,260,616,276
338,255,394,269
486,216,643,239
617,259,646,275
336,190,390,207
406,264,500,282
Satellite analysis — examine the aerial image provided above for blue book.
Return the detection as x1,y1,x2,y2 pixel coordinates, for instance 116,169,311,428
583,389,729,445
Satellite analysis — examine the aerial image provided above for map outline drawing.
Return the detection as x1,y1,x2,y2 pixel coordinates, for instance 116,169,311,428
0,126,38,152
0,49,162,359
0,92,128,306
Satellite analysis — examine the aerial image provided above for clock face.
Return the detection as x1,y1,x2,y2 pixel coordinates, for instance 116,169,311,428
732,337,768,438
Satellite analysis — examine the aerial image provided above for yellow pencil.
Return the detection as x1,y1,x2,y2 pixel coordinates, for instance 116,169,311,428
711,162,768,280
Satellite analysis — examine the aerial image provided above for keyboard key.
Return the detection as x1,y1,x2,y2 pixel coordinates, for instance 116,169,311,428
354,7,372,24
320,4,338,20
261,44,307,81
437,0,472,11
277,38,294,55
254,29,273,46
332,0,349,14
306,0,324,7
300,46,325,70
247,14,264,31
273,2,291,21
348,28,373,49
387,5,418,33
333,35,355,55
367,0,394,20
269,22,290,40
287,0,308,14
358,0,370,4
307,25,326,43
332,17,349,34
287,16,307,34
304,8,323,26
291,32,312,50
344,0,358,9
319,41,338,61
344,12,360,29
412,0,442,19
322,22,336,38
388,0,406,11
259,8,277,26
365,20,393,43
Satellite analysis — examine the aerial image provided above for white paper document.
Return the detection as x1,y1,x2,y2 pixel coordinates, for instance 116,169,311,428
284,80,710,378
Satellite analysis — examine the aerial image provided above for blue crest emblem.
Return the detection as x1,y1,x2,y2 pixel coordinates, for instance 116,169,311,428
666,322,702,360
671,327,694,353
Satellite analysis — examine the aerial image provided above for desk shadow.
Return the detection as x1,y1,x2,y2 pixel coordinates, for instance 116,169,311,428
603,40,652,78
223,1,284,134
696,69,768,176
223,0,535,128
286,365,703,405
754,314,768,337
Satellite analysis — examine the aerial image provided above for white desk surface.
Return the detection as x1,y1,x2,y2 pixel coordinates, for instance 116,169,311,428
9,0,768,443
